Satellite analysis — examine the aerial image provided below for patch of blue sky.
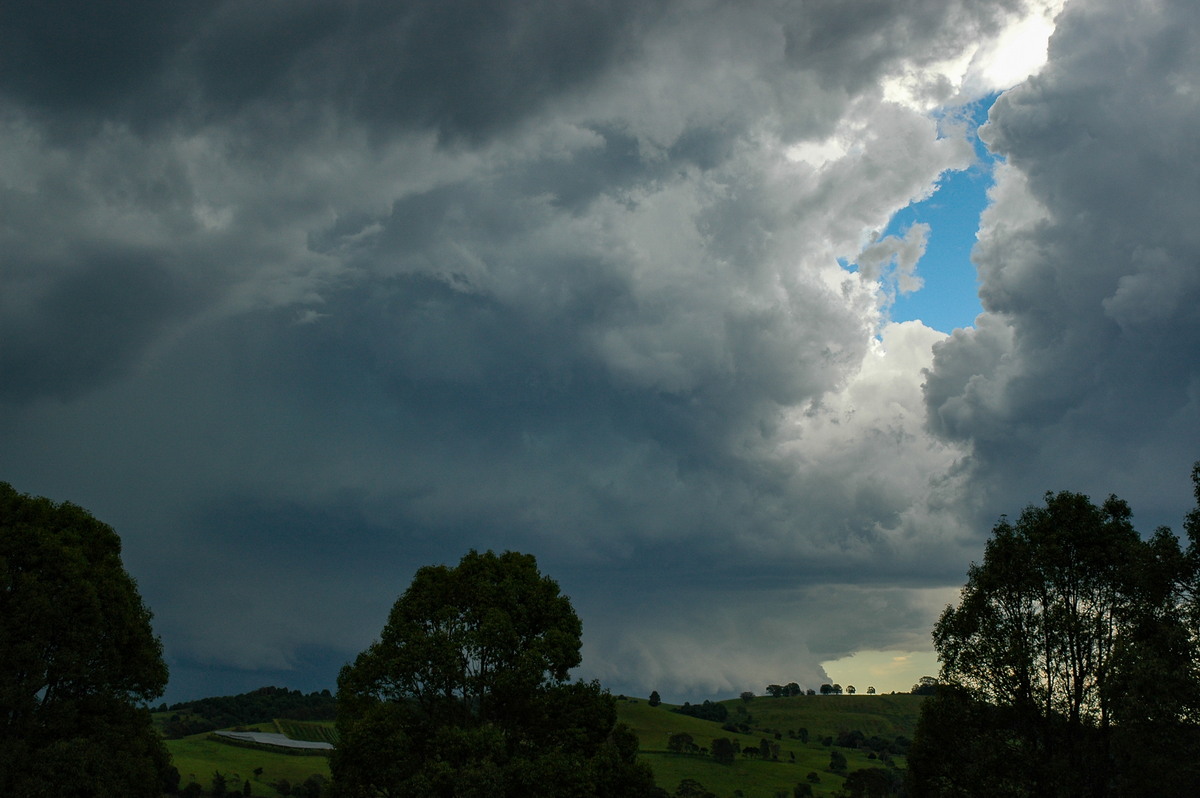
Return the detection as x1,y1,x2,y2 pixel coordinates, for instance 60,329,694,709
884,92,1001,333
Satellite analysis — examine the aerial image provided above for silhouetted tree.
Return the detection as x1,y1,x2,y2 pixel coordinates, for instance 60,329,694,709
711,737,736,765
668,732,695,754
0,483,172,797
909,473,1200,797
332,550,660,797
910,677,937,696
673,779,716,798
843,768,898,798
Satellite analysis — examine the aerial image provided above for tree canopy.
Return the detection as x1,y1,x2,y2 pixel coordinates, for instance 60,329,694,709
331,549,662,797
0,482,172,797
908,469,1200,797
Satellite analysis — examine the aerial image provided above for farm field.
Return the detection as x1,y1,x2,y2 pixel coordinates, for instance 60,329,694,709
615,694,921,798
712,693,923,739
159,693,919,797
164,722,331,796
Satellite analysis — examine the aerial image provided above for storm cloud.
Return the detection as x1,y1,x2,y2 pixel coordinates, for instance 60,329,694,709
3,0,1195,702
925,0,1200,522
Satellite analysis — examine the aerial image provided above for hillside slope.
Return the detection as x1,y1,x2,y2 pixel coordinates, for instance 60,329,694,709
616,694,922,797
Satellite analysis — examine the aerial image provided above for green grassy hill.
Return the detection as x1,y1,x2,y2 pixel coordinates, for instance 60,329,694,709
159,692,922,797
616,694,923,798
719,693,922,739
162,721,332,796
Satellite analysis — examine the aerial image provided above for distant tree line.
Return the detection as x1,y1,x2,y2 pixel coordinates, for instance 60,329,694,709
908,462,1200,797
161,686,337,738
671,699,729,723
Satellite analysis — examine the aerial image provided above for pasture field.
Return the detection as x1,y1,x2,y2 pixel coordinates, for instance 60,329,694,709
616,694,920,798
160,692,920,796
165,727,330,795
720,693,922,739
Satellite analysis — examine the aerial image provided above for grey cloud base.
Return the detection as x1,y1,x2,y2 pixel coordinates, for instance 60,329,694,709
2,0,1197,702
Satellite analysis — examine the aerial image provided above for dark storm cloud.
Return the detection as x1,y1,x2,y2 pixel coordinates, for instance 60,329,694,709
0,1,212,122
925,0,1200,523
1,0,1051,699
1,0,649,144
0,248,198,402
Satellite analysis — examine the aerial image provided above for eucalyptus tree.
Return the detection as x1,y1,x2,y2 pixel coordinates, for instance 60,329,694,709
0,482,172,797
332,549,662,797
910,471,1200,797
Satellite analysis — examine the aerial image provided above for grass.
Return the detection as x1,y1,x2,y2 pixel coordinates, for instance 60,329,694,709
719,693,922,740
161,693,922,797
165,727,330,795
616,695,922,798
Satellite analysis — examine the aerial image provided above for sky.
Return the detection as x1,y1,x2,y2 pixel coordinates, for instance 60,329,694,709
3,0,1200,705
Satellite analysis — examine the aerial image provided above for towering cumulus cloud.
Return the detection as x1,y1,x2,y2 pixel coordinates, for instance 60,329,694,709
4,0,1190,701
925,0,1200,517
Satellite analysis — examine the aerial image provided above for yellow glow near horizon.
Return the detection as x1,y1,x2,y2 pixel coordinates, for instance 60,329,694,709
820,649,941,695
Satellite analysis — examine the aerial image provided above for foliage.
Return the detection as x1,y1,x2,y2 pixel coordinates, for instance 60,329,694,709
909,678,937,697
668,732,697,754
163,686,337,738
710,737,736,765
0,482,171,797
765,683,805,698
649,691,662,707
842,767,900,798
332,549,661,797
673,778,716,798
909,472,1200,797
673,700,729,723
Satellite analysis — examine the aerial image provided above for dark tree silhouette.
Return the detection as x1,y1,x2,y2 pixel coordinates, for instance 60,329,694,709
909,470,1200,797
332,549,661,797
0,483,171,797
